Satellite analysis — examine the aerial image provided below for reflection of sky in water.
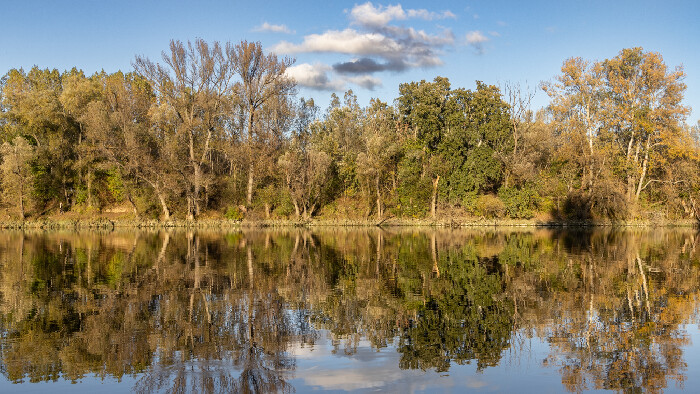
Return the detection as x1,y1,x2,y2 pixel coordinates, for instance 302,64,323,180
682,325,700,392
1,324,698,393
0,374,140,393
289,324,700,393
288,329,561,393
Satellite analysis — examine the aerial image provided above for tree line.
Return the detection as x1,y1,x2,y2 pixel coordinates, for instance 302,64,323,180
0,40,698,221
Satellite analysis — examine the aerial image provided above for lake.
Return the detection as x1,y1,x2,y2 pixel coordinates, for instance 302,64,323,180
0,228,698,393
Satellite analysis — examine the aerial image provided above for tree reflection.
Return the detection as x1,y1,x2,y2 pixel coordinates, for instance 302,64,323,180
0,228,698,392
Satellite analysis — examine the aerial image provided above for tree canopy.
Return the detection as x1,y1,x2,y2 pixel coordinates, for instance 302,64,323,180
0,44,696,222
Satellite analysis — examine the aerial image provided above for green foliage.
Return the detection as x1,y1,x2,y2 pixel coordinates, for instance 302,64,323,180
224,206,244,221
74,186,89,206
106,169,125,202
394,147,431,217
462,190,479,215
498,186,538,219
273,189,296,218
434,82,513,204
476,194,506,218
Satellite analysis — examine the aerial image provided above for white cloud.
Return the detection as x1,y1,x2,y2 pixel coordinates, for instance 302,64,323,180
253,22,294,34
466,30,489,54
274,27,449,70
348,2,456,29
275,29,400,57
286,63,345,91
350,3,406,28
275,3,457,92
466,30,489,44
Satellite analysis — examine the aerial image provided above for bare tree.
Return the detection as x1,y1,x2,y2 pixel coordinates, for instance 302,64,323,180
134,39,237,220
501,82,534,187
229,41,295,210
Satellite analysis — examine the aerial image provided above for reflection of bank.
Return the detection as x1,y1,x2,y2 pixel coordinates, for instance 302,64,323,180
0,229,697,393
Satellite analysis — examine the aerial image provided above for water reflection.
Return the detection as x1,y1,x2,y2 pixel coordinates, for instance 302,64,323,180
0,228,698,392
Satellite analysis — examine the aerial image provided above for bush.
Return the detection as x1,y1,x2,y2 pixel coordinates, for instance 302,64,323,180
498,186,538,219
106,169,125,202
224,206,244,221
476,194,505,218
462,190,479,215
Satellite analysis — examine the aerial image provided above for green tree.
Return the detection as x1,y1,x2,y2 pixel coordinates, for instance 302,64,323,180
357,99,401,219
0,137,36,218
601,48,689,204
1,67,79,211
440,82,512,202
397,77,452,218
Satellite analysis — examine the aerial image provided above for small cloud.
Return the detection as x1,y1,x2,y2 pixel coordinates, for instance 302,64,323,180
497,20,507,27
407,9,456,20
545,26,557,33
348,2,456,29
489,31,500,37
466,30,489,54
346,75,382,90
253,22,294,34
473,14,479,20
286,63,344,91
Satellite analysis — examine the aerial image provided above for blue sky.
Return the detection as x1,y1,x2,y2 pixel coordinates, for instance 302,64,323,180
1,0,698,124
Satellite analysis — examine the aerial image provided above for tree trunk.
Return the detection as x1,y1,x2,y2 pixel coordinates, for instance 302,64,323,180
375,175,382,219
193,162,201,216
18,180,25,220
87,169,93,208
635,137,650,201
246,106,255,208
293,198,301,219
246,166,254,207
586,104,595,190
157,191,171,221
431,175,440,219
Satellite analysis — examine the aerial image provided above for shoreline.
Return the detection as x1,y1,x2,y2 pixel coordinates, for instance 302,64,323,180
0,217,697,230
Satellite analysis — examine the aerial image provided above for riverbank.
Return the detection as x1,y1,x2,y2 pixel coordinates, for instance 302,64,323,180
0,216,697,230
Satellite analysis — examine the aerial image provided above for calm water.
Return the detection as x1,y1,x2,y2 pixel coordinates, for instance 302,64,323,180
0,228,699,393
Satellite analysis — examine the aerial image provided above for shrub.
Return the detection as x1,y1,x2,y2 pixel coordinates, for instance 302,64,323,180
476,194,505,218
498,186,538,219
106,169,125,202
462,190,479,215
224,206,244,221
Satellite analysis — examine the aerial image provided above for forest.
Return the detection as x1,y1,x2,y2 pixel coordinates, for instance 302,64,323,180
0,40,699,222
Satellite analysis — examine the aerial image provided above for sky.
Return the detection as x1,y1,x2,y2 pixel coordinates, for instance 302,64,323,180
1,0,698,124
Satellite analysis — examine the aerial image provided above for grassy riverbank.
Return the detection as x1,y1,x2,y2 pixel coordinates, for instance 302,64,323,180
0,213,696,230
